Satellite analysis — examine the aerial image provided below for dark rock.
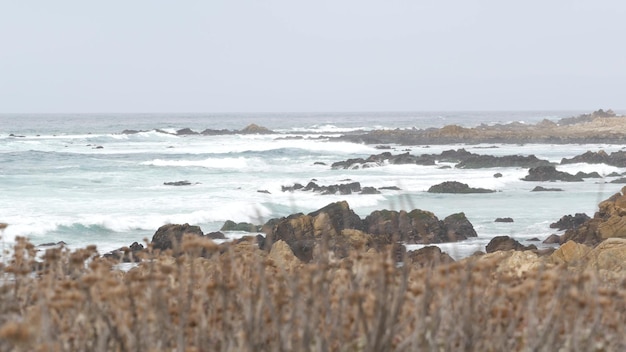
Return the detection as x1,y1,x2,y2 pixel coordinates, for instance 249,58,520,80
550,213,591,231
486,236,535,253
206,231,226,239
257,190,271,194
427,181,495,194
94,146,104,149
103,242,145,263
37,241,67,247
200,128,232,135
575,171,602,179
493,173,503,178
360,187,381,194
239,124,274,134
220,220,261,232
282,183,304,192
176,128,198,135
164,181,193,186
364,209,476,244
442,213,478,241
121,129,143,134
522,166,584,182
406,246,455,268
375,145,391,149
543,234,561,244
494,217,514,223
527,237,540,242
379,186,401,190
561,150,626,167
456,154,550,169
531,186,564,192
151,223,204,252
610,177,626,184
313,162,327,165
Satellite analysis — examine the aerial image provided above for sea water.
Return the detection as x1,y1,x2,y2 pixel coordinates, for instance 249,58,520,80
1,111,625,259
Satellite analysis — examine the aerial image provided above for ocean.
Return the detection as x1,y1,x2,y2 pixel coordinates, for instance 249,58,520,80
1,111,625,259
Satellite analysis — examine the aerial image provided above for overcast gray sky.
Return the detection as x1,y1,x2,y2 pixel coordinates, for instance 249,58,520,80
1,1,625,113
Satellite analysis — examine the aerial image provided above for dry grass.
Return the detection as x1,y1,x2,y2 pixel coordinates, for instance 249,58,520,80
0,235,624,351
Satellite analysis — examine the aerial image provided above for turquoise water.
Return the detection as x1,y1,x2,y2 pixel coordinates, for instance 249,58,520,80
1,111,624,257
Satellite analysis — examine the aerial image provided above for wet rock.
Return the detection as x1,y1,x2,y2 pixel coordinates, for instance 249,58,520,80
550,213,591,231
543,234,562,244
204,231,225,240
176,128,198,135
427,181,495,194
522,166,583,182
257,189,271,194
493,173,503,178
455,154,549,169
485,236,536,253
531,186,564,192
561,150,626,167
406,246,455,268
164,180,193,186
239,123,274,134
494,217,514,223
220,220,261,232
379,186,401,190
151,223,204,252
360,186,381,194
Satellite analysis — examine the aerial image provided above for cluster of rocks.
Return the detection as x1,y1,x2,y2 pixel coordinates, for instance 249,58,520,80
332,110,626,145
107,201,477,263
281,181,382,195
560,150,626,167
330,149,550,170
122,124,274,136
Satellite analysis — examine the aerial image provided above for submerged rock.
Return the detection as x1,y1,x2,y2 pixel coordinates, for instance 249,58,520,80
531,186,564,192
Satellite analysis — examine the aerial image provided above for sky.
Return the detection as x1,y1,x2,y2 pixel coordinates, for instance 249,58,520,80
1,1,625,113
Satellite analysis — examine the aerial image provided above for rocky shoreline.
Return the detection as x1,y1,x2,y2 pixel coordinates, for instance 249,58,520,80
331,109,626,145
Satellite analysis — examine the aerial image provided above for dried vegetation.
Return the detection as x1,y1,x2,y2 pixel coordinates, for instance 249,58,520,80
0,233,625,351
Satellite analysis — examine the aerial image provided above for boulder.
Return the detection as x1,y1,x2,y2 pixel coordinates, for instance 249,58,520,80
427,181,495,194
363,209,476,244
531,186,563,192
550,213,591,231
239,124,274,134
206,231,226,240
543,234,561,244
151,223,204,252
550,240,591,266
406,246,455,268
268,240,301,271
442,213,478,241
494,217,514,223
220,220,261,232
485,236,536,253
493,173,503,178
176,128,198,135
478,250,546,278
522,166,583,182
585,238,626,273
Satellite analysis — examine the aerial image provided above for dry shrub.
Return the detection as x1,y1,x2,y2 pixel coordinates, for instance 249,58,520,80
0,235,624,351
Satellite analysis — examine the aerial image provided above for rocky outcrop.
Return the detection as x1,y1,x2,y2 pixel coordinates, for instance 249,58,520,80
151,223,204,252
522,166,584,182
531,186,564,192
332,110,626,145
560,150,611,165
560,186,626,246
164,180,194,186
239,123,274,134
485,236,536,253
363,209,477,244
220,220,262,232
455,154,549,169
281,181,382,195
330,149,550,170
550,213,590,231
427,181,495,194
406,246,455,268
263,201,478,261
494,217,514,223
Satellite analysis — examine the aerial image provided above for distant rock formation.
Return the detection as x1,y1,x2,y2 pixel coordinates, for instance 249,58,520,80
427,181,495,194
522,166,584,182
